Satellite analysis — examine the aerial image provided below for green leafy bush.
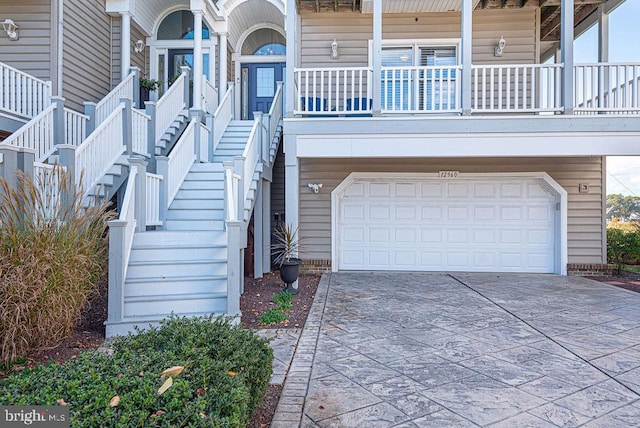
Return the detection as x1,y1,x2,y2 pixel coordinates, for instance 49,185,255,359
0,169,113,364
0,316,273,427
607,227,640,273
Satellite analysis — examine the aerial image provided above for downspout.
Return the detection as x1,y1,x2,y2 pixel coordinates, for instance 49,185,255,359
57,0,63,96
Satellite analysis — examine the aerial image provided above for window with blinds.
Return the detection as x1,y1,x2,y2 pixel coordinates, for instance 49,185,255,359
381,44,458,111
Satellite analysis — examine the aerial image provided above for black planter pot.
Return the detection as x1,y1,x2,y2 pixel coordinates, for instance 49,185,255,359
279,258,302,294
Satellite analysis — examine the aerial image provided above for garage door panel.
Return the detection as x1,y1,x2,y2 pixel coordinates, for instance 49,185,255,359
422,183,444,197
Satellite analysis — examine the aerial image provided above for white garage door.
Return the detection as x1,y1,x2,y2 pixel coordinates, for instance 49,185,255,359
336,176,558,273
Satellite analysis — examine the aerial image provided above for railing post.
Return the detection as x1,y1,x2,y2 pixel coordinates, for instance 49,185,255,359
84,102,97,136
121,98,133,156
145,101,157,172
560,0,575,114
206,112,214,162
461,0,473,115
228,82,235,119
223,161,236,222
254,111,264,161
192,116,202,161
0,146,34,191
181,66,191,109
51,96,66,146
156,156,169,227
233,156,245,221
130,66,140,109
57,144,77,183
226,220,242,317
129,158,148,232
107,219,126,325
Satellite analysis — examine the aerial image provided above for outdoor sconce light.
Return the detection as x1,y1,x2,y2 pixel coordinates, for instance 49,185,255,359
494,36,506,57
134,39,145,54
2,19,18,41
330,39,339,60
308,183,323,193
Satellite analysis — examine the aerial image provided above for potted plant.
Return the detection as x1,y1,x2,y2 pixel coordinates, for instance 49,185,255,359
272,223,303,294
139,77,160,108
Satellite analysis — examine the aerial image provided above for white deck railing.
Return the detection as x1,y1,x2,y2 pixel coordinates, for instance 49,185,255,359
165,119,196,208
242,120,260,208
94,72,135,125
75,104,126,194
1,104,55,161
33,162,66,219
64,108,88,146
156,72,186,140
269,83,283,144
294,67,372,115
199,121,210,163
145,172,162,226
575,63,640,114
0,62,52,118
224,162,240,222
213,84,234,151
132,108,150,156
203,76,218,113
472,64,563,113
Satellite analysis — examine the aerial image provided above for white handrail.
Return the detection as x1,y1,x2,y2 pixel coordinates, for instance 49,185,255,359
64,108,88,146
268,83,283,144
574,63,640,113
75,104,126,194
117,165,138,281
145,172,163,226
156,72,186,140
294,67,372,115
131,108,150,156
1,104,55,161
165,119,196,208
199,121,210,163
203,75,219,113
95,72,135,125
241,120,260,209
472,63,563,113
213,84,234,151
0,61,52,118
33,162,66,220
381,65,462,113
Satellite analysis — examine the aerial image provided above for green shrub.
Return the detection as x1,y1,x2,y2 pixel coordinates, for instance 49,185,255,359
272,291,293,311
259,308,288,324
0,316,273,427
607,227,640,273
0,169,113,364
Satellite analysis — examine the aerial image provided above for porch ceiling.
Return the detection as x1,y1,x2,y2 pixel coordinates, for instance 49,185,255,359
227,0,285,50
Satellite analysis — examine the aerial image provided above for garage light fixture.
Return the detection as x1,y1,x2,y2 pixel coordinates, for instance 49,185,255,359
308,183,323,193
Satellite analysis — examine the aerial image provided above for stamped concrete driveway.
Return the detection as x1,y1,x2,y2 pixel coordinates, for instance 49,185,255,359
273,272,640,427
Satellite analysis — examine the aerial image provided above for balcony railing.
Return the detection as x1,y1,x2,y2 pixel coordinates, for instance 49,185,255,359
293,62,640,117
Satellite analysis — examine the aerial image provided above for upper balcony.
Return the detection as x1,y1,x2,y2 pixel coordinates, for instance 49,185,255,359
293,62,640,117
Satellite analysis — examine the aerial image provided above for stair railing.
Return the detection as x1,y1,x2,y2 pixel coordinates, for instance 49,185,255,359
0,61,52,118
88,70,136,130
203,75,219,114
212,83,235,152
33,162,67,220
131,108,150,157
0,104,56,161
154,67,189,142
267,82,284,160
64,108,89,146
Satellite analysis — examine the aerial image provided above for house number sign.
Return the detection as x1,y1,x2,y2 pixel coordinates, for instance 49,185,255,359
438,171,459,179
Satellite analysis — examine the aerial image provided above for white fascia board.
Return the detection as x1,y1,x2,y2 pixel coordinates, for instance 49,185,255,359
296,132,640,158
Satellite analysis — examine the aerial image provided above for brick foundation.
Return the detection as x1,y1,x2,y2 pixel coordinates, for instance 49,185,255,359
300,259,332,274
567,263,617,277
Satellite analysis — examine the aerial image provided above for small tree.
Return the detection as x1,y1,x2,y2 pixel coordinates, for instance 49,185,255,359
607,228,640,274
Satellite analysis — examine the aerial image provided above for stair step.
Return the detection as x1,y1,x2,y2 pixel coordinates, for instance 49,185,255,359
130,245,227,262
125,274,228,285
190,162,225,172
124,292,227,318
173,189,224,200
180,180,224,190
165,209,225,221
126,277,228,296
127,259,227,279
170,197,225,209
126,291,227,304
133,231,227,246
165,219,225,231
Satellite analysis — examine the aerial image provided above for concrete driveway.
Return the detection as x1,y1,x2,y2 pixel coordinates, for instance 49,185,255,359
272,272,640,427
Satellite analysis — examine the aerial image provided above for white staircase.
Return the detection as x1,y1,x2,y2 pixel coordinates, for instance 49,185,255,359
213,120,253,162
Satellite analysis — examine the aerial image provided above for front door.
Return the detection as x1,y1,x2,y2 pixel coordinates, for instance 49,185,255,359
242,63,285,120
167,49,210,103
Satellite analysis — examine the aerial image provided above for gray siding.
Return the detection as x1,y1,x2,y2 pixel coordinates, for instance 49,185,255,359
0,0,52,81
62,0,111,110
271,143,286,230
300,8,537,68
112,18,148,88
298,156,604,265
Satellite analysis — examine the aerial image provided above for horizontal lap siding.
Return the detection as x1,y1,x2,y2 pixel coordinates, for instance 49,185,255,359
112,19,148,88
300,8,536,68
298,157,604,264
63,0,111,110
0,0,52,81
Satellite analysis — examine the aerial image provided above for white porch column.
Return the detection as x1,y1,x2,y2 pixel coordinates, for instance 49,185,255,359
254,180,264,278
461,0,473,115
372,0,382,115
284,134,299,290
219,32,228,104
597,4,609,63
192,10,204,111
561,0,575,114
285,0,297,117
120,12,132,80
262,179,272,274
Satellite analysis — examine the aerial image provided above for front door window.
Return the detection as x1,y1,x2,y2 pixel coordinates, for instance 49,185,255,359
241,63,285,120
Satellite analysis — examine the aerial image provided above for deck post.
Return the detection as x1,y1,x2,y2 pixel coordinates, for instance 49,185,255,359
219,32,228,106
83,102,97,135
226,220,242,317
233,156,246,222
130,66,140,109
51,96,66,146
145,101,157,172
107,219,126,325
205,112,214,162
561,0,574,114
254,179,264,279
284,133,299,291
129,157,148,232
254,111,264,161
192,10,204,111
0,146,33,190
121,98,133,156
120,12,132,81
372,0,382,115
156,156,169,227
262,179,272,274
461,0,473,115
598,3,609,109
181,66,191,109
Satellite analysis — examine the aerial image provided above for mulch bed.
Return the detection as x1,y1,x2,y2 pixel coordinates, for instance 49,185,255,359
588,270,640,293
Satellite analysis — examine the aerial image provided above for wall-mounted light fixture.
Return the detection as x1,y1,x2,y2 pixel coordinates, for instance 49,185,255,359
2,19,19,41
134,39,145,54
494,36,506,57
330,39,339,60
308,183,323,194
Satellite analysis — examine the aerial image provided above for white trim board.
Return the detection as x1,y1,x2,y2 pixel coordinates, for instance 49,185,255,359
331,172,568,275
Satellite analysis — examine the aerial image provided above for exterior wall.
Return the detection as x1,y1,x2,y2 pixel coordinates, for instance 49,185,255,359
299,8,537,68
62,0,112,110
298,156,605,265
0,0,52,81
271,143,286,230
112,18,148,87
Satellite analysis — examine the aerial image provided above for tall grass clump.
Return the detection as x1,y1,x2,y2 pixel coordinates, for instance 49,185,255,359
0,168,114,364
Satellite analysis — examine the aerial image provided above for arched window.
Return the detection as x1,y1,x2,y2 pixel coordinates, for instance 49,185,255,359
157,10,210,40
241,28,285,56
254,43,286,56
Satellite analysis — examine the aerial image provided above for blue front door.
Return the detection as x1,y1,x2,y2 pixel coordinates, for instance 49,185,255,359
242,63,285,120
